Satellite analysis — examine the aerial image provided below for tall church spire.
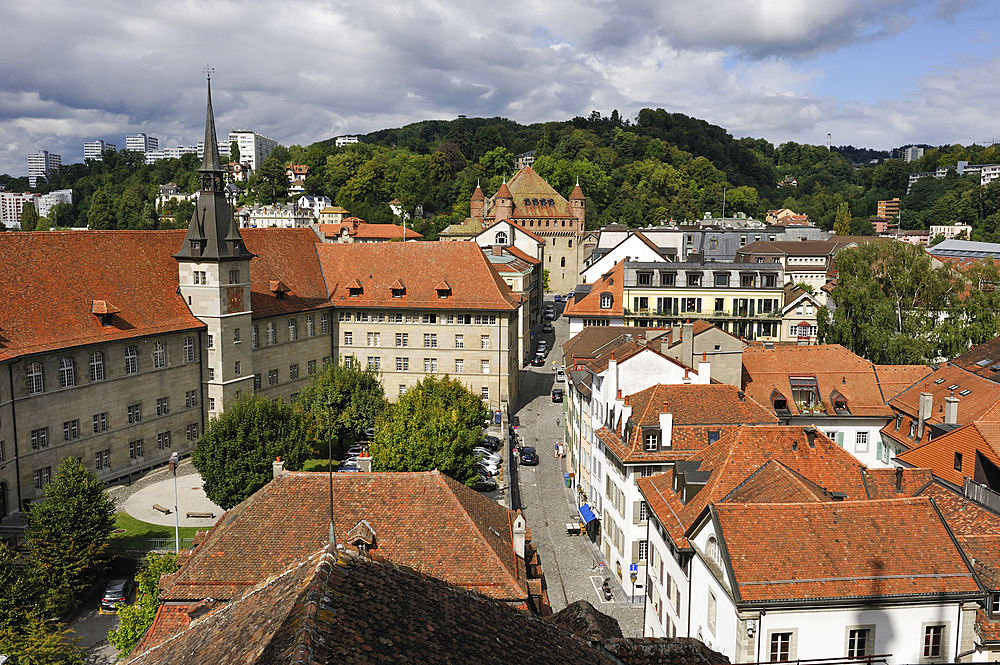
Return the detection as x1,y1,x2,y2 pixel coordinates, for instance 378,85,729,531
175,70,254,262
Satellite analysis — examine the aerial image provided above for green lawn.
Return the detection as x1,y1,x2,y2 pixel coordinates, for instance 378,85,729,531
111,512,201,543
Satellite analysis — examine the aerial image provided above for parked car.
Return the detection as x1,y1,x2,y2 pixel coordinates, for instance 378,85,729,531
478,460,500,476
567,291,575,298
554,294,563,302
544,310,555,320
474,475,498,492
473,448,502,464
100,578,134,613
537,340,547,352
530,354,545,367
542,323,554,334
481,435,501,450
519,447,539,465
346,445,364,457
551,388,564,403
556,368,566,382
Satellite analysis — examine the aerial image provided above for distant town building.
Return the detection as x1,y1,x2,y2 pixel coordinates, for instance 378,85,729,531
335,136,359,148
903,145,925,162
27,150,61,187
0,191,40,228
126,133,159,154
877,198,901,221
83,140,116,161
296,195,330,218
930,224,972,241
514,150,535,170
227,130,277,172
981,164,1000,187
287,164,308,194
37,189,73,218
242,203,314,228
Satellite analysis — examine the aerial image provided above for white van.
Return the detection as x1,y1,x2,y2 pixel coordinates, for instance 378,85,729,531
556,368,566,382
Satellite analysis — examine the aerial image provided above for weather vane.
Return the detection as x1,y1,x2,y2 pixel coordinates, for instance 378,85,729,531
204,64,214,81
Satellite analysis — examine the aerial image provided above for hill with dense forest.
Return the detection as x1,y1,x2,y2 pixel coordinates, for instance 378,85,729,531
7,109,1000,243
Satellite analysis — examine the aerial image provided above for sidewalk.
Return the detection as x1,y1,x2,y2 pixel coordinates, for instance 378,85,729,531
109,460,222,529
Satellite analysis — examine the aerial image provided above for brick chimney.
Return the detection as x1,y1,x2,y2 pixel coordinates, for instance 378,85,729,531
492,244,503,256
513,510,526,559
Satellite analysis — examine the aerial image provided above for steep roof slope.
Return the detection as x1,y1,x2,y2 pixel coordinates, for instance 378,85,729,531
159,471,527,603
317,242,520,311
240,227,331,318
0,230,205,362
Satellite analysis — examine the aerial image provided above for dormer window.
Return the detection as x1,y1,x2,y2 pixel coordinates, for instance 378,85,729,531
600,293,613,309
909,421,917,438
644,431,659,451
390,279,406,298
270,280,290,301
831,391,850,415
346,278,363,298
436,281,451,299
895,414,902,431
771,389,790,415
790,376,820,409
91,300,120,327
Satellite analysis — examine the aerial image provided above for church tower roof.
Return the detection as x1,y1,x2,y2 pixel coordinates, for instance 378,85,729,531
175,72,255,263
495,181,512,199
569,178,585,200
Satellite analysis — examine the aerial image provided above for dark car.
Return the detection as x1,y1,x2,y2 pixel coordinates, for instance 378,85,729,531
481,435,501,451
520,447,539,465
530,354,545,367
542,323,554,334
554,294,563,302
551,388,564,403
100,578,134,613
474,475,498,492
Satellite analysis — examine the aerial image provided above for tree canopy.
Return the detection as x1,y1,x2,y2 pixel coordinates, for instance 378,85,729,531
295,358,385,455
371,375,487,485
192,394,314,510
108,552,178,659
26,457,116,617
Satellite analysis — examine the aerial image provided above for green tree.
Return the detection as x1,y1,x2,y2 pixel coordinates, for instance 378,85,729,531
230,140,241,165
371,375,487,485
27,457,116,617
0,541,33,633
253,156,289,205
820,242,959,364
19,201,39,231
0,614,84,665
87,186,117,229
192,394,314,510
833,201,851,235
295,359,386,456
108,552,178,659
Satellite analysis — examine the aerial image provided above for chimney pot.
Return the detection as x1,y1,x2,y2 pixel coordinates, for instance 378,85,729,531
617,388,622,399
803,426,816,448
272,457,285,478
895,467,903,491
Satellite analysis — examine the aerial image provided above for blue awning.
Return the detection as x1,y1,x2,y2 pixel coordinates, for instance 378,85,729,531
578,504,597,524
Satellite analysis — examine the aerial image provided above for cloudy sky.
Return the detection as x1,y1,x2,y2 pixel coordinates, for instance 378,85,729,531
1,0,997,176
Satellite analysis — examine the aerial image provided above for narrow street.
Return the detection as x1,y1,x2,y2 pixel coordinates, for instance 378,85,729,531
510,298,645,637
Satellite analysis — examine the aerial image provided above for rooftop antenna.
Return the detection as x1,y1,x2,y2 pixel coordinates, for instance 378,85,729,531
722,187,727,219
827,133,831,151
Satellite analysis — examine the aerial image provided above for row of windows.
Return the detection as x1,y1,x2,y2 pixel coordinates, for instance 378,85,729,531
25,338,198,395
338,312,497,326
369,357,490,374
249,315,328,348
633,271,779,289
764,624,946,661
343,332,491,349
525,219,575,229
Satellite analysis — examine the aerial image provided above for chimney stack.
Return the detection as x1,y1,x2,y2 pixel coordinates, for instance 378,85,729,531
895,467,903,492
512,511,526,559
492,244,503,256
803,426,816,449
945,396,959,425
659,403,673,450
698,351,711,384
917,391,933,439
681,322,694,368
272,456,285,478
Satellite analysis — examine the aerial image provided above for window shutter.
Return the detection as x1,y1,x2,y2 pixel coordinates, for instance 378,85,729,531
876,439,884,460
631,540,639,563
633,501,641,524
836,431,844,448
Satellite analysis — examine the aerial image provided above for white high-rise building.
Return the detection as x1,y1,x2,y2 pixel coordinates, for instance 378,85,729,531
83,140,116,161
27,150,61,187
0,191,41,228
228,130,278,172
38,189,73,218
126,133,159,153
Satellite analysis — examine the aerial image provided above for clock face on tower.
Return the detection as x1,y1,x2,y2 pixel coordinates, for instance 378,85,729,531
227,286,243,313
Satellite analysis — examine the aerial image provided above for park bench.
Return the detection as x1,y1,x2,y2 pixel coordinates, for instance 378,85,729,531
186,511,215,519
152,504,171,515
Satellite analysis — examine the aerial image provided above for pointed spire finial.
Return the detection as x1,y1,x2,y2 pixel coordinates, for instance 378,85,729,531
576,175,580,186
203,64,214,81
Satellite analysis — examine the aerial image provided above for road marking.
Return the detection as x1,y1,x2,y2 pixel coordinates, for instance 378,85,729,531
590,576,615,604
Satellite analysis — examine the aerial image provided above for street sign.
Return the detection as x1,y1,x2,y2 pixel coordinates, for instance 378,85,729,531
629,563,637,573
599,562,604,570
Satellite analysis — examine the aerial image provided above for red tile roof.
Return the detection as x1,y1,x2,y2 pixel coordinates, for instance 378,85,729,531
240,228,333,319
128,547,618,665
951,336,1000,383
638,425,868,548
564,261,624,318
873,364,934,401
742,344,895,417
722,460,832,504
713,498,980,603
0,230,205,362
897,420,1000,486
317,242,520,311
861,467,933,499
160,471,528,604
888,364,1000,422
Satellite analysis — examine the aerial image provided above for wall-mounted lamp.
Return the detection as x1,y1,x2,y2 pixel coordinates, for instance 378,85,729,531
746,618,756,638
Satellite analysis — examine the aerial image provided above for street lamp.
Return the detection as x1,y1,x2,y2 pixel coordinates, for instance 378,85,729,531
630,570,637,604
168,452,179,554
326,398,336,547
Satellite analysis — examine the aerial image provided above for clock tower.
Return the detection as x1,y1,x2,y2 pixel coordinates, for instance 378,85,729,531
175,70,255,416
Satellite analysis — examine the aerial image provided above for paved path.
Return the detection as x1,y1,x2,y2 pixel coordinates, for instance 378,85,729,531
110,460,222,529
511,300,645,637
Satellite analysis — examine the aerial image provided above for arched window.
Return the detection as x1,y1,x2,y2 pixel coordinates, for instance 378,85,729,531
152,342,166,368
600,293,613,309
560,257,566,267
27,362,44,394
494,231,508,245
90,352,105,381
706,536,723,568
59,358,75,388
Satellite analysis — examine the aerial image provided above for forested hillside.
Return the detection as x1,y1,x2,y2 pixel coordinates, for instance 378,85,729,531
6,109,1000,243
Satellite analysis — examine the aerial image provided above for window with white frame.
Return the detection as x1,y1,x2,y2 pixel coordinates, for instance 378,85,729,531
455,334,464,348
396,357,409,371
129,438,143,459
267,322,276,345
481,386,489,400
855,431,869,453
59,357,75,388
26,362,43,394
207,335,214,349
368,357,380,370
308,360,316,375
153,342,166,368
923,624,945,659
424,358,437,373
846,627,873,658
157,431,171,449
769,632,793,662
481,335,490,349
208,367,215,381
185,390,198,408
367,332,380,347
644,432,658,451
268,369,278,385
288,318,298,341
185,336,196,361
289,364,299,380
639,501,649,521
424,333,437,348
344,331,353,345
93,412,108,433
30,427,48,449
127,403,142,424
481,360,490,374
95,449,110,470
156,397,169,416
90,352,105,381
125,346,138,374
307,315,315,337
187,423,199,441
63,420,79,441
600,293,613,309
455,359,464,373
321,313,330,334
638,539,648,561
33,467,51,489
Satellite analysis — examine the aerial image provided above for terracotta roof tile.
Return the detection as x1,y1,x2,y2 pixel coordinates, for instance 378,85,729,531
160,471,528,603
951,336,1000,383
713,498,980,603
897,420,1000,486
742,344,894,417
873,364,934,401
127,547,617,665
0,230,205,362
563,262,624,318
722,460,832,504
917,481,1000,537
240,228,333,319
318,242,520,311
861,467,933,499
888,363,1000,424
638,425,868,548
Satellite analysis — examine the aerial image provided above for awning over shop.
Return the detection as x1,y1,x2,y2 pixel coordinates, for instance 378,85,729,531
578,504,598,524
